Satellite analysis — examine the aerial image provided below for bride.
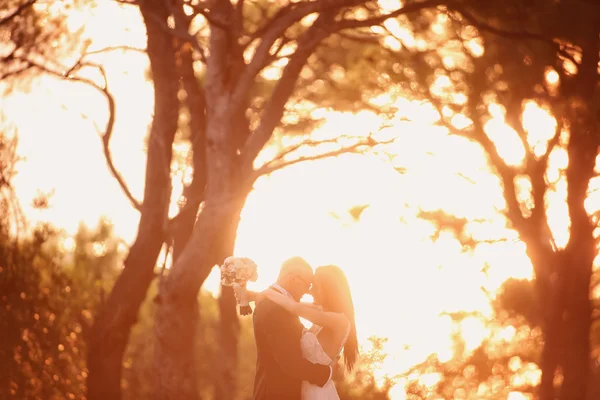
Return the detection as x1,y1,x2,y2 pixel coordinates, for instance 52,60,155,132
239,264,358,400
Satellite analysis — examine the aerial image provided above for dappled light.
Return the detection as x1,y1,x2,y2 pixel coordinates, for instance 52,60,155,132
2,0,600,399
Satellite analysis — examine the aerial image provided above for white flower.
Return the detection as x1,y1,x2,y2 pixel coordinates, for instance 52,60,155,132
219,256,259,287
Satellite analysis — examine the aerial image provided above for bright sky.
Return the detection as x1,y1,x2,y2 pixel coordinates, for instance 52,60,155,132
1,2,582,399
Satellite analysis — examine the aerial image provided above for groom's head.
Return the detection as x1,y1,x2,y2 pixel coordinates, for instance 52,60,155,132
277,256,313,301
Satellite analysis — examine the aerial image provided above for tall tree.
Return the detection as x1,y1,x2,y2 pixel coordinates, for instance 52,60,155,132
1,0,455,398
1,0,174,396
48,0,403,398
137,1,449,399
392,1,600,398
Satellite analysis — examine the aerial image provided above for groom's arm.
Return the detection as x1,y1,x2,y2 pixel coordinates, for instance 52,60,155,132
264,304,332,387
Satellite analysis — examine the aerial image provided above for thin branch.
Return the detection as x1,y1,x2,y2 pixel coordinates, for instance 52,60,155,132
335,0,447,30
0,64,33,80
447,4,580,67
428,102,527,233
335,31,382,44
244,1,311,44
231,0,442,168
528,115,563,227
267,35,294,63
184,2,230,31
455,172,477,185
235,0,246,35
470,109,527,234
16,56,142,211
418,208,511,250
539,117,563,166
168,28,208,239
237,0,452,170
84,45,147,57
253,135,387,178
145,4,208,63
231,0,366,116
239,12,337,169
264,136,349,168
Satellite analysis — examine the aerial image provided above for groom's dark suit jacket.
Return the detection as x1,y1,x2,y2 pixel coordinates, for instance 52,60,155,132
252,289,330,399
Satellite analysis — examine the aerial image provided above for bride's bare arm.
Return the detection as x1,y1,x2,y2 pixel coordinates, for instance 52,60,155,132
300,302,322,310
233,286,260,303
235,289,320,307
263,290,347,331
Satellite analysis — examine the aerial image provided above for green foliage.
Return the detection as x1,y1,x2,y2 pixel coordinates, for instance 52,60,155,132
494,278,540,327
335,337,393,400
402,276,600,399
0,224,86,399
0,134,124,398
0,0,89,88
0,126,22,230
0,219,123,399
69,219,123,305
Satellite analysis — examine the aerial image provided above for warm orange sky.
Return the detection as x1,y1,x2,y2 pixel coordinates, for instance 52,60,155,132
2,2,577,399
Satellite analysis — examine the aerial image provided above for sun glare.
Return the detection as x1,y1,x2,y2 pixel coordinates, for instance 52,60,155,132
5,2,591,399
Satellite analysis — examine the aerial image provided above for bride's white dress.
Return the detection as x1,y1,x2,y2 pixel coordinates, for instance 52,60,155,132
300,324,350,400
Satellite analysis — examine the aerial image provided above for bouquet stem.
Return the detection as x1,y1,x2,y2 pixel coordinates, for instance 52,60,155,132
239,304,252,316
237,283,252,316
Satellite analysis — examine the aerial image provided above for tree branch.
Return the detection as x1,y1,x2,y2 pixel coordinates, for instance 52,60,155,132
335,0,447,29
239,12,339,170
422,87,527,234
237,0,456,170
528,115,562,237
144,2,208,63
84,45,147,57
418,208,512,251
183,1,230,31
335,31,381,44
467,102,527,235
0,64,33,80
0,0,37,27
253,135,387,178
16,56,142,211
230,0,366,116
446,4,580,67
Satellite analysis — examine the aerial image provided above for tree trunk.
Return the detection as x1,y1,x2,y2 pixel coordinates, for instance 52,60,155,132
537,256,564,400
153,192,248,400
539,327,560,400
214,284,241,400
86,1,179,399
525,241,563,400
558,203,594,400
557,26,599,398
171,31,207,262
557,129,596,400
150,3,337,397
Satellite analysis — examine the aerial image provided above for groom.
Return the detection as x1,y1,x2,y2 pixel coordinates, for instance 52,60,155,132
252,256,332,399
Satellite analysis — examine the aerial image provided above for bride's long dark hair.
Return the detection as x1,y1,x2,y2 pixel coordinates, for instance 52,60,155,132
314,265,358,372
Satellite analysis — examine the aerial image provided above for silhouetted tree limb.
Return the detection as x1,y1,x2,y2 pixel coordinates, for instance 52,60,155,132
253,135,384,177
13,54,142,211
0,0,37,27
239,11,339,168
336,0,446,29
445,4,580,67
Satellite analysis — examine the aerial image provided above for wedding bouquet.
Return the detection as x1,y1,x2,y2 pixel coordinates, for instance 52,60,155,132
220,256,258,315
